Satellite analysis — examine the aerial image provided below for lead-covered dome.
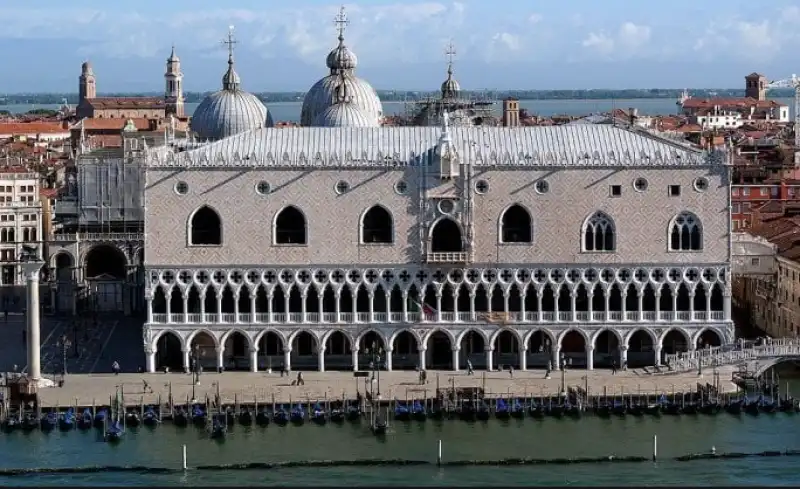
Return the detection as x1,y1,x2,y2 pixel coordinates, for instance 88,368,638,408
190,44,272,141
313,76,377,127
301,8,382,126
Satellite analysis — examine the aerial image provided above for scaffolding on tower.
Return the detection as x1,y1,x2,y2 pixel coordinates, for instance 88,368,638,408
766,74,800,165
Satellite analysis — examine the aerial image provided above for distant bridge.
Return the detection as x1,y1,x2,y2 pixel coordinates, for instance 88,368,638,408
659,338,800,376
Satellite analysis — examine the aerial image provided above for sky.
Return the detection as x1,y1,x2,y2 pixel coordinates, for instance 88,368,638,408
2,0,800,93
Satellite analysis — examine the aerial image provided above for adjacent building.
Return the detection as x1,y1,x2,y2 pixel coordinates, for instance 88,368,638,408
0,169,45,290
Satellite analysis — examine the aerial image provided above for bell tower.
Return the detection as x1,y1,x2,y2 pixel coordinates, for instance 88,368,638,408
79,61,96,104
164,46,185,118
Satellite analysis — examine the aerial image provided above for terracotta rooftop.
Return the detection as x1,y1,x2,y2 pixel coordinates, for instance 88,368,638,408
0,122,69,135
39,188,58,199
85,97,165,110
681,97,786,110
74,118,152,131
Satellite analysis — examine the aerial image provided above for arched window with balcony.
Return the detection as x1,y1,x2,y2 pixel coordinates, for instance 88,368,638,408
669,212,702,251
583,211,615,252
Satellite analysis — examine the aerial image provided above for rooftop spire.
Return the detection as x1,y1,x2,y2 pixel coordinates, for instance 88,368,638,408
334,6,349,43
445,40,456,77
221,25,241,90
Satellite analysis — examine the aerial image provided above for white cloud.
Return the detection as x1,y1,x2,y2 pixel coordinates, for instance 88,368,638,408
528,13,542,25
581,22,651,58
582,32,614,55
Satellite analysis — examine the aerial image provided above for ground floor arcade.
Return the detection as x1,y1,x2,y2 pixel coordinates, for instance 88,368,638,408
143,323,733,374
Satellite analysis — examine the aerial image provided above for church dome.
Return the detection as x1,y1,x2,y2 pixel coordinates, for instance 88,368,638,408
441,75,460,98
312,76,377,127
326,38,358,71
190,43,273,141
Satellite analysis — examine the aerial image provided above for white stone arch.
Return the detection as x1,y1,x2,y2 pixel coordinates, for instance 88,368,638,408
421,327,457,348
81,243,129,279
359,204,395,244
691,326,728,347
623,327,658,348
186,204,224,247
497,202,534,244
321,328,356,349
489,327,524,350
355,328,390,350
667,211,703,251
185,328,221,350
253,328,287,351
657,326,692,348
557,327,590,348
591,327,624,349
427,215,465,253
388,328,421,351
455,327,491,347
523,327,557,350
150,328,187,352
287,328,321,350
220,328,255,351
50,250,76,270
272,204,308,245
580,210,616,252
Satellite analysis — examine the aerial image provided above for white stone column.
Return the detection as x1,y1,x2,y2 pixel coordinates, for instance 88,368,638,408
145,346,156,373
653,345,662,366
485,347,494,371
250,347,258,372
283,347,292,372
537,295,543,322
552,345,561,371
451,346,461,372
706,289,712,320
369,292,375,322
385,348,393,371
519,346,528,371
216,346,225,371
585,345,594,371
335,292,342,323
604,294,610,321
384,291,391,322
469,293,476,321
267,291,273,323
402,292,409,322
655,293,662,321
723,291,732,321
251,295,257,323
352,347,360,371
638,293,644,321
22,262,45,385
689,292,696,321
317,346,326,372
351,292,358,323
554,291,560,322
436,293,443,322
621,292,627,321
234,291,241,323
620,345,628,368
165,291,172,323
301,291,308,323
587,292,594,321
418,346,427,370
199,292,206,323
183,295,190,323
519,290,526,321
182,348,190,373
217,293,224,323
146,296,154,323
571,293,577,321
672,293,678,321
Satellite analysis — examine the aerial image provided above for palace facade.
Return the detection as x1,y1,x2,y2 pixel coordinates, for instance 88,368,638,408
141,122,734,373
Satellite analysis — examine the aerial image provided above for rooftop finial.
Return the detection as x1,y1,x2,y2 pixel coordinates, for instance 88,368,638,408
334,6,349,42
223,25,238,65
221,26,241,90
445,40,456,76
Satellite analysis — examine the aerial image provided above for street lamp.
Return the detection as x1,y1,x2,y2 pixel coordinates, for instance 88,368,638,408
192,345,203,386
56,334,71,375
365,342,384,399
560,353,571,396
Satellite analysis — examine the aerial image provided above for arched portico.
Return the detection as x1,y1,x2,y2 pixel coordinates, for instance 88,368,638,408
558,328,589,369
289,329,320,371
592,328,623,369
390,329,420,370
524,328,556,368
220,329,255,371
457,328,488,369
625,328,657,368
83,244,128,313
693,327,724,349
152,329,184,372
490,328,523,370
323,329,353,371
424,328,456,370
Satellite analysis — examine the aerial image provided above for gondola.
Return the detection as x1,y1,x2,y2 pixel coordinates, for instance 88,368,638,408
495,399,511,420
346,402,362,422
191,405,207,426
21,413,39,432
663,402,682,416
458,400,477,421
681,402,699,415
105,420,124,442
511,399,526,419
428,402,445,420
546,402,565,419
330,405,346,423
779,398,798,413
759,398,778,414
58,409,75,431
1,417,19,433
273,406,289,425
725,399,744,415
565,402,582,418
173,407,189,427
594,402,612,418
210,414,227,439
700,401,722,415
78,408,94,430
125,410,141,428
371,416,388,435
311,403,327,425
93,409,108,429
644,403,662,416
394,402,411,421
411,400,427,421
256,407,271,426
40,411,57,431
627,403,645,417
238,408,253,426
142,407,160,427
290,404,305,425
476,401,490,421
528,401,546,419
744,398,760,416
611,401,627,417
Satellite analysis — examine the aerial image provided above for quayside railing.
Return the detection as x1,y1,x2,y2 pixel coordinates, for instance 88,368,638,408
659,338,800,375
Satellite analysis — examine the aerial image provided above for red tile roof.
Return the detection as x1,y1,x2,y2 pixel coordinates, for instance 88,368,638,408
39,188,58,199
86,97,165,110
0,122,69,135
681,97,786,110
75,118,152,131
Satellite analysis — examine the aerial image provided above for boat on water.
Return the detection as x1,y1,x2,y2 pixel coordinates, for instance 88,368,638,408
77,409,93,430
330,402,346,423
210,414,227,439
125,410,141,428
239,408,253,426
393,402,411,421
371,416,388,435
173,407,189,427
93,409,108,429
40,411,57,431
1,417,19,433
311,403,327,425
191,405,207,426
105,420,124,442
564,402,581,418
224,408,236,427
681,402,700,415
511,399,526,419
273,405,289,425
779,398,799,413
290,404,306,425
256,407,271,426
21,413,38,431
528,401,546,419
495,399,511,420
411,400,427,421
700,400,722,415
58,409,75,431
346,402,361,422
142,407,160,427
759,397,778,414
726,398,744,415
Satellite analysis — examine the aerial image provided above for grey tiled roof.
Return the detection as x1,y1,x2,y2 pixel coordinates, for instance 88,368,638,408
147,124,713,168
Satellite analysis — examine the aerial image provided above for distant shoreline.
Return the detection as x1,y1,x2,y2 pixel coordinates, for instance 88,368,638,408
1,88,794,106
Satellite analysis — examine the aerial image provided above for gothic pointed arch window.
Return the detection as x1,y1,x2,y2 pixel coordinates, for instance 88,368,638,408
188,206,222,246
361,205,393,244
274,206,307,245
669,211,702,251
500,204,532,243
583,211,615,252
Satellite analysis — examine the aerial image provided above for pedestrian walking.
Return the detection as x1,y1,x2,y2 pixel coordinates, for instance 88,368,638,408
467,359,474,375
142,379,152,393
111,361,120,375
545,360,552,379
611,360,617,375
296,371,304,386
508,365,514,378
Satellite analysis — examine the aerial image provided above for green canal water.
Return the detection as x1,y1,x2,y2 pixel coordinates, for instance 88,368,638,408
1,410,800,486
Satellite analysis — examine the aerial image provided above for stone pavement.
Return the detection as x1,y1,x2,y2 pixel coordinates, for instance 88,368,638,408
36,366,739,408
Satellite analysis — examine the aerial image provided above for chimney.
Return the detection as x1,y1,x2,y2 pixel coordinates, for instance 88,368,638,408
503,97,520,127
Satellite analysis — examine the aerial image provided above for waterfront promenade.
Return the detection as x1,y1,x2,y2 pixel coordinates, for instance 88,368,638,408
35,367,738,408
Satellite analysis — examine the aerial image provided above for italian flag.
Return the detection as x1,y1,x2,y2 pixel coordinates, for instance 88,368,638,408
408,297,436,319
